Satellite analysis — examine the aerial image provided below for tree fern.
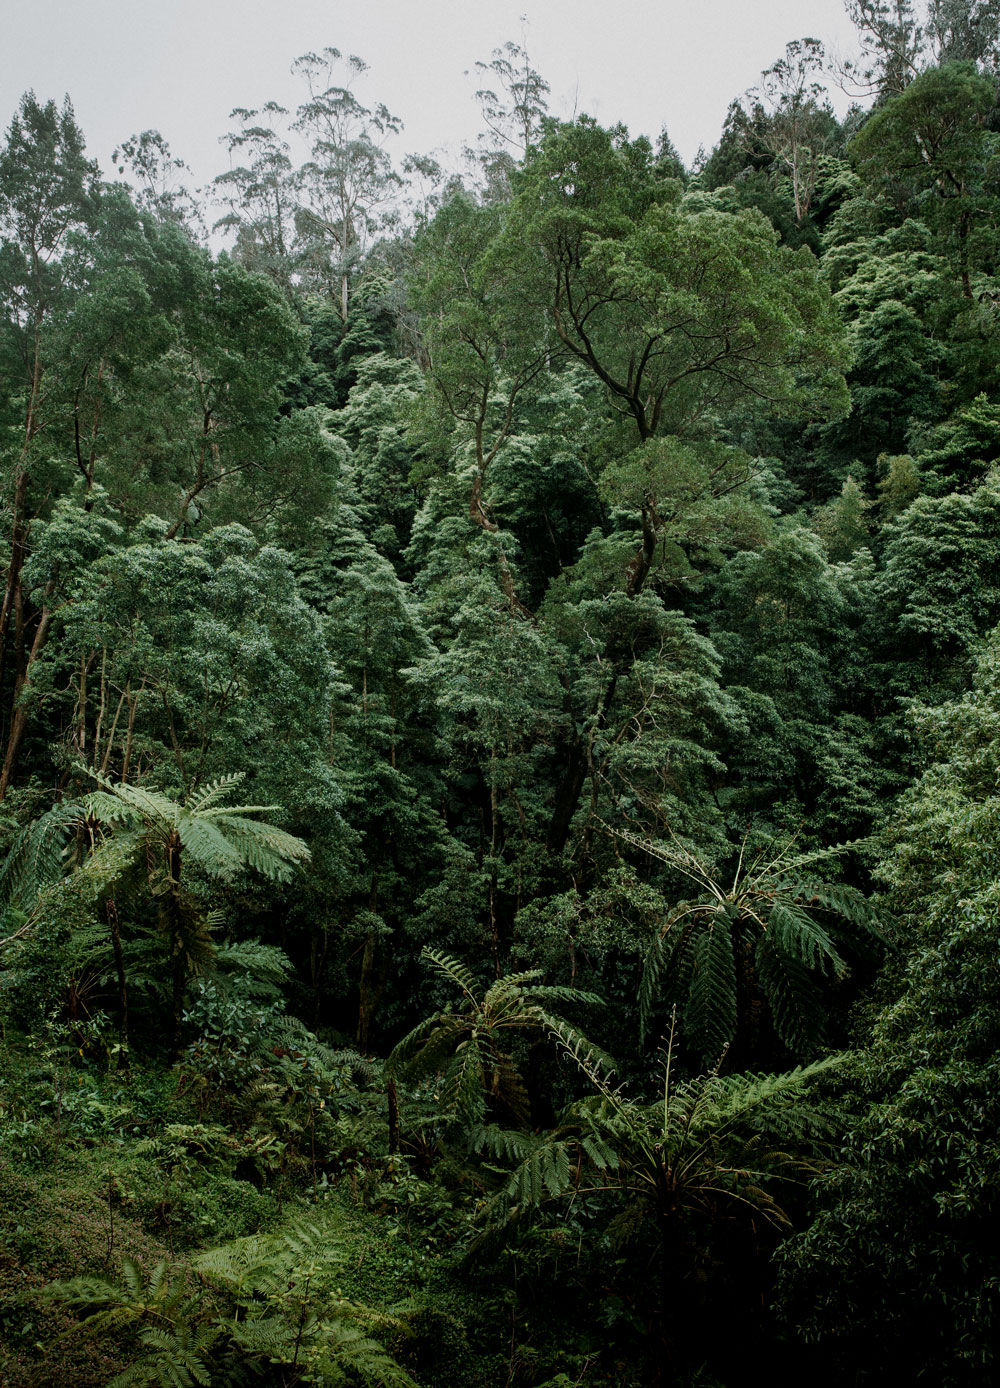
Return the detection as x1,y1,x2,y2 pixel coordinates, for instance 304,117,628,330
388,947,604,1135
467,1048,847,1272
610,822,886,1063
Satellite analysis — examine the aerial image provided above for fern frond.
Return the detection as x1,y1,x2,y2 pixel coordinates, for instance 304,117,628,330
0,800,84,910
542,1015,617,1088
755,937,828,1055
420,946,480,1001
792,880,889,942
691,1057,846,1136
89,778,179,828
316,1318,420,1388
444,1037,486,1128
174,815,245,880
767,900,846,976
472,1123,540,1163
185,773,246,813
686,918,738,1064
774,839,865,876
83,790,141,828
482,1132,575,1224
517,984,603,1009
386,1011,459,1076
200,814,310,879
639,910,701,1042
214,940,292,999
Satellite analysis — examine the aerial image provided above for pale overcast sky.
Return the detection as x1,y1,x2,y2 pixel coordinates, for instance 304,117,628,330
2,0,861,194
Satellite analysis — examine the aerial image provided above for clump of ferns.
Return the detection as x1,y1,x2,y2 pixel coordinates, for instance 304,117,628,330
49,1218,420,1388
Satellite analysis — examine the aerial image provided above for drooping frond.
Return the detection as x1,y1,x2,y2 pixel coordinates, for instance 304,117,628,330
386,1010,462,1076
173,814,245,880
0,800,84,911
214,940,293,1000
193,1218,335,1299
48,1258,198,1340
639,905,703,1041
518,983,604,1009
472,1125,575,1227
793,879,888,942
767,900,846,976
685,915,738,1064
83,789,143,828
310,1318,421,1388
444,1035,487,1128
200,813,310,880
755,935,829,1054
772,839,863,876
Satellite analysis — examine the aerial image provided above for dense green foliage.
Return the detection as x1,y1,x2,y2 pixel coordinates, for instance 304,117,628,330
3,11,1000,1384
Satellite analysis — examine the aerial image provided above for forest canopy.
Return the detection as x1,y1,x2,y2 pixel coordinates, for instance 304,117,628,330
2,5,1000,1385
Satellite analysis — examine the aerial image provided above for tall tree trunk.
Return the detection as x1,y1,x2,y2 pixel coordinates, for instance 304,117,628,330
163,832,186,1059
106,898,130,1072
0,592,54,800
0,319,44,695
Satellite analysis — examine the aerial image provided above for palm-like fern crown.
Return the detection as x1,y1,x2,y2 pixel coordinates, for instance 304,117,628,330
605,824,886,1063
388,946,607,1130
84,771,310,885
470,1034,846,1254
1,772,309,926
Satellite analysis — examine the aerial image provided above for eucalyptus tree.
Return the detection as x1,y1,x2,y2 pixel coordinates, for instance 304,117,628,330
213,104,299,286
743,38,839,226
839,0,1000,96
292,48,402,321
112,128,204,234
409,189,554,611
467,39,551,199
504,121,849,854
839,0,927,96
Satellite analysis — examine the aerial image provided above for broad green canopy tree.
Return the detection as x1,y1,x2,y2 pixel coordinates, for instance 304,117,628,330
850,62,1000,300
499,119,850,600
503,119,850,434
